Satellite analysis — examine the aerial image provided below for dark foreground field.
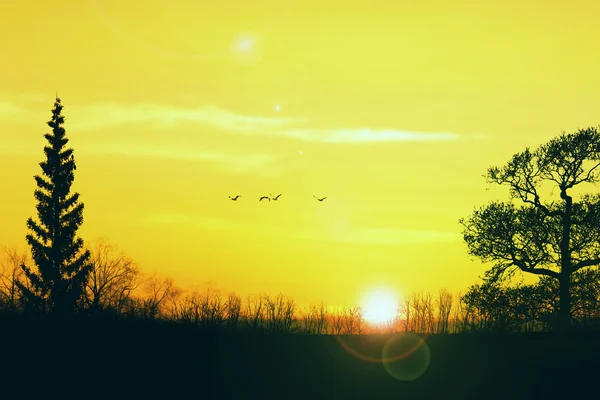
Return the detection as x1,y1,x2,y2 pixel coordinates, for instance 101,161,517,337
1,319,599,399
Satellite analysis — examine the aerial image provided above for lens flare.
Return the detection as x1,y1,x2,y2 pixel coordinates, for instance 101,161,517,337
230,32,264,66
382,333,431,381
89,0,295,62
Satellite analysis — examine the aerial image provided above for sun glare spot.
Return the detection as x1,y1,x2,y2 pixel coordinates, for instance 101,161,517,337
361,289,399,325
237,38,254,52
230,32,264,66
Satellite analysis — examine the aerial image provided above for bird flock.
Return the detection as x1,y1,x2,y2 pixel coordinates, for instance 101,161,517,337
228,194,327,202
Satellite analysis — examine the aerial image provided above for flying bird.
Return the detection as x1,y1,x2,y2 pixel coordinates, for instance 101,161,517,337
229,195,241,201
259,196,271,202
313,195,327,202
270,193,282,201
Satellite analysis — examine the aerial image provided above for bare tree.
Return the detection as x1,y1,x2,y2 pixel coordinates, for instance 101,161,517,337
330,308,344,334
437,288,453,334
170,291,195,323
303,302,328,334
413,292,423,333
391,303,403,333
264,293,296,333
453,290,469,333
408,291,434,333
139,274,180,320
245,293,265,331
0,245,29,312
342,305,364,334
198,285,225,328
169,284,225,328
84,238,142,316
401,292,414,332
302,305,316,334
225,292,242,330
423,292,435,333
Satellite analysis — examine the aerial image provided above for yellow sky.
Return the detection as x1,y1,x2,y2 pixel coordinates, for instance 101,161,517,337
1,0,599,308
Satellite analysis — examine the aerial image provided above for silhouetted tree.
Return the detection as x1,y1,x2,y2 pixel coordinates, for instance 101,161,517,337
139,274,180,320
197,285,225,328
459,267,600,333
330,308,344,334
225,292,242,330
454,291,469,333
401,292,414,332
303,302,328,334
423,292,435,333
342,305,363,334
0,246,28,312
437,288,453,334
392,304,403,334
570,268,600,328
16,97,92,318
535,268,600,331
84,238,141,315
461,127,600,335
462,281,510,332
264,293,296,333
245,293,265,331
408,291,435,333
505,284,545,332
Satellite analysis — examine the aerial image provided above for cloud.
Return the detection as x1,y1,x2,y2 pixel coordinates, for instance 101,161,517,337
66,100,471,143
0,95,483,145
281,128,462,143
145,213,461,245
0,102,26,119
0,93,58,119
144,213,284,233
297,227,461,245
37,99,474,143
67,102,307,133
354,227,461,244
79,144,283,177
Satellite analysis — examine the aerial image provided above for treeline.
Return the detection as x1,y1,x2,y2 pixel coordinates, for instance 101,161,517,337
458,270,600,333
9,97,600,337
3,240,600,335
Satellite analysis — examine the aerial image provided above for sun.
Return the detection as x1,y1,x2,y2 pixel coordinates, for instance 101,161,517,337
361,289,399,325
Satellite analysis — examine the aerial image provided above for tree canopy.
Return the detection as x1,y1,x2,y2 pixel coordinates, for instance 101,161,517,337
460,126,600,334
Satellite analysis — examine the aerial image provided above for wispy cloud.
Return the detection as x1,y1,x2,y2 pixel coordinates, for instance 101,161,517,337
144,213,284,233
0,96,483,144
355,227,461,244
67,102,306,133
0,102,26,119
67,101,479,143
297,227,461,245
145,213,461,245
67,101,472,142
282,128,461,143
79,144,283,177
68,101,470,142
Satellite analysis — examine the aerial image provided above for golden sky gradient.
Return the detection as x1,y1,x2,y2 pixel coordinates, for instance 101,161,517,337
1,0,599,308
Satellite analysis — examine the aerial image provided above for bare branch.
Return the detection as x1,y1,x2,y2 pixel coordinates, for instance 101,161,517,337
572,258,600,272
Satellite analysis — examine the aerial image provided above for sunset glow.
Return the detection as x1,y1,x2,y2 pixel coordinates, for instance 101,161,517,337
361,289,399,325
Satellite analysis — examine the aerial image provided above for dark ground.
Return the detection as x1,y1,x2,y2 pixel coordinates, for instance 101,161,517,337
1,319,599,399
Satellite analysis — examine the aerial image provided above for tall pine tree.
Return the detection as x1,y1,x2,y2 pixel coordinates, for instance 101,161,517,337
17,96,91,318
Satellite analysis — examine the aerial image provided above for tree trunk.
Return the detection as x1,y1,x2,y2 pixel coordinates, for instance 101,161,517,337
558,272,571,337
558,190,573,337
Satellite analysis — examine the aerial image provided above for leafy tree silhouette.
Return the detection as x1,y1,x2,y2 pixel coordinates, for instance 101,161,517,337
460,127,600,335
16,96,91,319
